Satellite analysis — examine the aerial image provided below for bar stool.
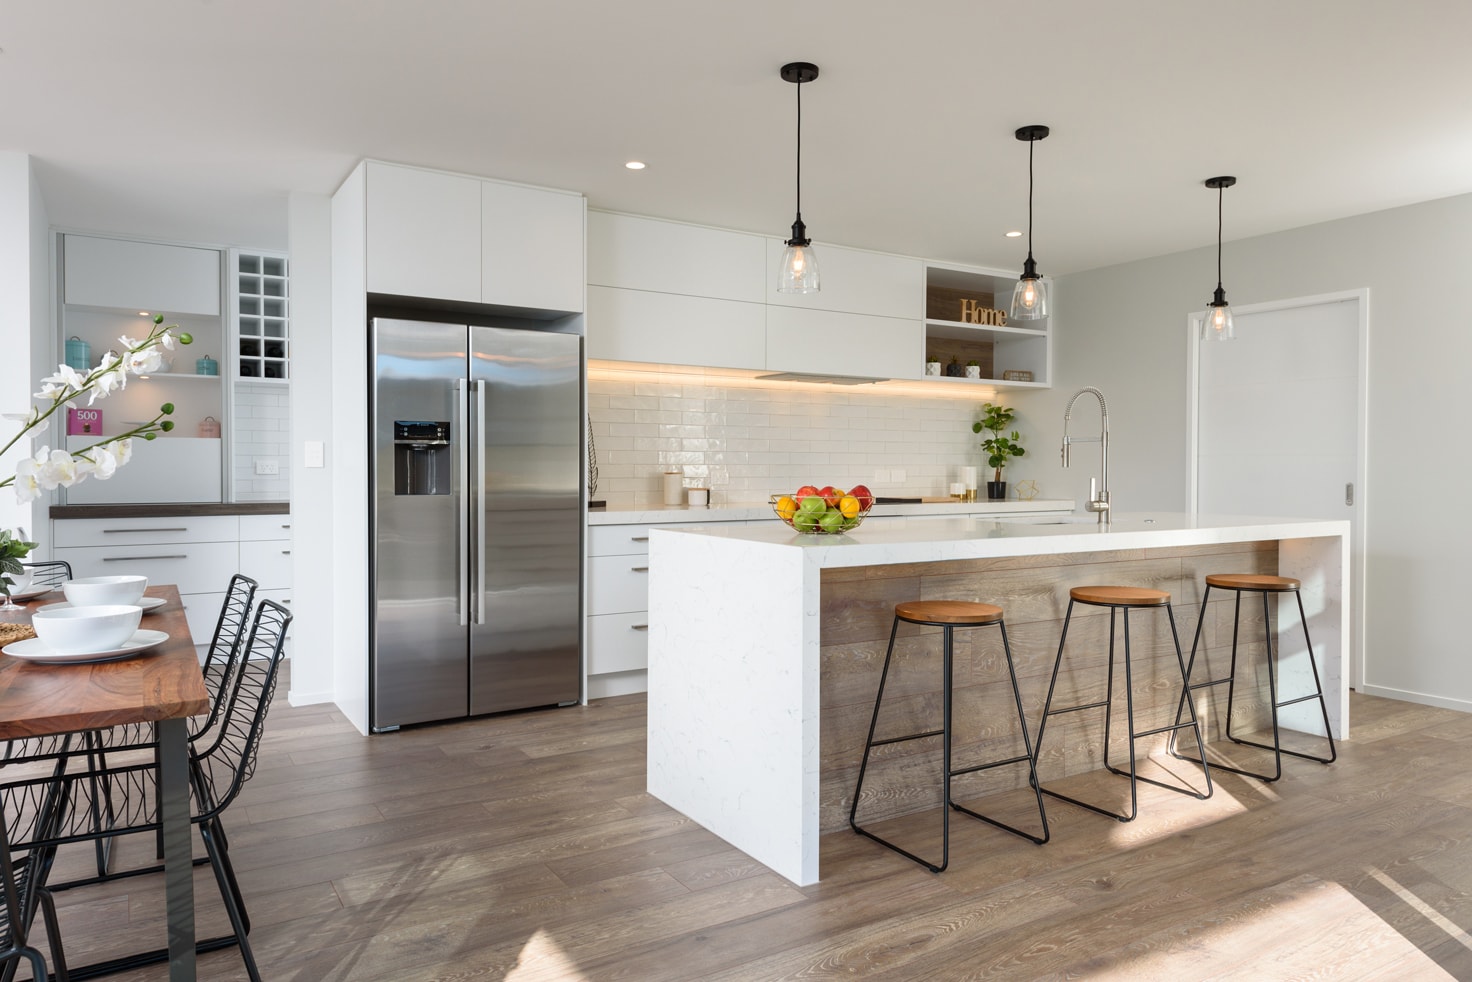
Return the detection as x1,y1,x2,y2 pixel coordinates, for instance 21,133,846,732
1034,586,1213,822
849,600,1048,873
1169,574,1337,781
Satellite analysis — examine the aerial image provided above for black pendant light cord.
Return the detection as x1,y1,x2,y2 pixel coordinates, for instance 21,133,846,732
1216,183,1224,291
795,78,803,223
1026,134,1035,262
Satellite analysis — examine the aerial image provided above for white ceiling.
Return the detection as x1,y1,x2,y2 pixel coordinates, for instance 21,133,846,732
6,0,1472,274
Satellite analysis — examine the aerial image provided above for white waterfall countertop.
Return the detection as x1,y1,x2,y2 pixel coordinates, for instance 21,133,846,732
645,512,1351,886
587,498,1075,525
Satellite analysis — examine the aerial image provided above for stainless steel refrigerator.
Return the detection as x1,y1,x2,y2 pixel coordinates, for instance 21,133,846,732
369,317,582,730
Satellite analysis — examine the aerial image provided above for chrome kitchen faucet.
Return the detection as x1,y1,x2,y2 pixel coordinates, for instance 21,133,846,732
1062,387,1110,525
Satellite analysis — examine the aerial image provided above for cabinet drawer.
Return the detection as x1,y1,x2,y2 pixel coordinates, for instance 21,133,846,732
54,516,239,548
588,524,653,557
240,539,292,590
239,515,292,541
54,542,239,598
586,555,651,615
586,611,649,675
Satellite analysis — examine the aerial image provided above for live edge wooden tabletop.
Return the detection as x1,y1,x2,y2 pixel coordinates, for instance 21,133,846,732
0,584,209,741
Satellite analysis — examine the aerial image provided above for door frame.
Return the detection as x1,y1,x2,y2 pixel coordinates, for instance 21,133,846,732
1185,289,1369,689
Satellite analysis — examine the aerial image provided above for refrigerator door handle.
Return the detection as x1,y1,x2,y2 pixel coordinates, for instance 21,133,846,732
474,377,488,626
456,378,470,627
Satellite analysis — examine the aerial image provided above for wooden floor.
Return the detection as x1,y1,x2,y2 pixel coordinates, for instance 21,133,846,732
30,665,1472,981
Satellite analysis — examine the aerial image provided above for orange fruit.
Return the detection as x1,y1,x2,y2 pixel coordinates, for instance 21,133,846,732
775,495,798,521
838,495,860,519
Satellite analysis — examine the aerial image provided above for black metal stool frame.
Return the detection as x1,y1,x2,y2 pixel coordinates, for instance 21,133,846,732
849,610,1048,874
1034,596,1214,823
1170,583,1337,781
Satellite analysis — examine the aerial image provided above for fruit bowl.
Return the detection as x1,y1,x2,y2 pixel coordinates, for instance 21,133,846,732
770,490,873,535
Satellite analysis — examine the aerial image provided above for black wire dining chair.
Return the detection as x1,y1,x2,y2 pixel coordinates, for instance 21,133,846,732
17,561,70,594
31,599,292,981
0,776,68,982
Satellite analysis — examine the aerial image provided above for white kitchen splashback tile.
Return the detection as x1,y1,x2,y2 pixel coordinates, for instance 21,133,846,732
589,376,991,507
233,381,290,501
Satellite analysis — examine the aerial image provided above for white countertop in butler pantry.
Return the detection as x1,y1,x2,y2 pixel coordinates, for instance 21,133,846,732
587,498,1075,525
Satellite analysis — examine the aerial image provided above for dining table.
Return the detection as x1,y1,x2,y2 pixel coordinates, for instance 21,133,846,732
0,583,209,982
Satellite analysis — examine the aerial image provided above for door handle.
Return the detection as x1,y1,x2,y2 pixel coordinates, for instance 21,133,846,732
456,378,469,627
474,378,488,626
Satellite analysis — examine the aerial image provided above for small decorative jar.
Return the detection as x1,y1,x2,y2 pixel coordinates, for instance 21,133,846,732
195,355,219,377
65,336,91,372
197,416,221,438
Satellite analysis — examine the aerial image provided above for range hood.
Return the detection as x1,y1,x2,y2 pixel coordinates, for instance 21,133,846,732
753,371,883,385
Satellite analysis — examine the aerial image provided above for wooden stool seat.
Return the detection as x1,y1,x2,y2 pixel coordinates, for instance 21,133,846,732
1204,573,1301,592
1069,585,1170,607
894,600,1004,626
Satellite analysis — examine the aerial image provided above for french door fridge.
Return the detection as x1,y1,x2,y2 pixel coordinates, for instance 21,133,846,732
369,317,582,730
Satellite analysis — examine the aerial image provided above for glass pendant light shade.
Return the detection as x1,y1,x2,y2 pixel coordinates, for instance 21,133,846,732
1202,176,1237,342
779,234,820,294
777,62,821,294
1011,261,1048,321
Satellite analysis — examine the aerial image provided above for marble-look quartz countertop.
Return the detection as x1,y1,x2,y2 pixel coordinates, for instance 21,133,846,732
587,498,1074,525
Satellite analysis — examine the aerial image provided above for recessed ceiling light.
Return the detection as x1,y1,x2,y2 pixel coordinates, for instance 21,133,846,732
1004,231,1023,238
625,160,646,170
138,310,151,316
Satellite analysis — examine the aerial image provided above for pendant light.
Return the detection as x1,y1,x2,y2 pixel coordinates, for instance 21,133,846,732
1010,124,1050,321
778,62,820,294
1202,176,1237,341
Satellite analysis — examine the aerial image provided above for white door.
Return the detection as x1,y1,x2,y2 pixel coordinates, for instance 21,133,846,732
1190,292,1367,689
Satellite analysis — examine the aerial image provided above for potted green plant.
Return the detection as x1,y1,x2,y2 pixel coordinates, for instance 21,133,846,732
945,356,964,378
965,359,982,380
972,401,1025,499
0,528,38,610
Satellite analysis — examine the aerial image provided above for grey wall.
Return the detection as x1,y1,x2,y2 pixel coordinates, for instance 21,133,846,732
1012,192,1472,712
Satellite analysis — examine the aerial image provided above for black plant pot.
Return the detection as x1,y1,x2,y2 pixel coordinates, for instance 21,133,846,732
945,363,965,377
986,481,1007,500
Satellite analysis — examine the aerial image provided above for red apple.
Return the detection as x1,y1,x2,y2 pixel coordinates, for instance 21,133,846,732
794,485,821,504
849,484,874,510
819,485,843,508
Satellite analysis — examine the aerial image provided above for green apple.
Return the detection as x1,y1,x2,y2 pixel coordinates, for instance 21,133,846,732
819,508,845,533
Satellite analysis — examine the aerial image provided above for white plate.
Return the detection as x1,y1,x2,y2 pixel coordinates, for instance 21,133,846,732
7,583,54,600
2,629,170,664
37,596,167,614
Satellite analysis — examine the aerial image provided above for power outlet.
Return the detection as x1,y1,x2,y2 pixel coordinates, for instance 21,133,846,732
254,459,280,476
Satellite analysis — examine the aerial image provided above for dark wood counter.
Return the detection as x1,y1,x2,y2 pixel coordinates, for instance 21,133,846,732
50,502,289,520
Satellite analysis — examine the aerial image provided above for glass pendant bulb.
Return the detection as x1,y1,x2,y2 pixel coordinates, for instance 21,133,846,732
1011,257,1048,321
1203,287,1235,341
779,218,820,294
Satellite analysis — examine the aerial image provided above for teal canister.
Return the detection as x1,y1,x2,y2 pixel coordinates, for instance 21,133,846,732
195,354,219,377
65,336,91,372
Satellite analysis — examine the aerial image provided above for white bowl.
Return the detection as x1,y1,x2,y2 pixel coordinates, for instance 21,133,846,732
63,575,148,607
31,604,143,655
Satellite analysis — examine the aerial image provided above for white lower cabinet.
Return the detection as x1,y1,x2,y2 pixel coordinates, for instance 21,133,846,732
53,512,291,659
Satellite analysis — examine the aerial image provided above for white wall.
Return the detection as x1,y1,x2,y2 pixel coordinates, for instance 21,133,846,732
285,191,336,706
0,153,51,548
233,381,291,500
1022,192,1472,713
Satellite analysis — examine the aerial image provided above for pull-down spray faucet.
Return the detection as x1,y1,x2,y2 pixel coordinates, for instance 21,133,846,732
1062,387,1110,525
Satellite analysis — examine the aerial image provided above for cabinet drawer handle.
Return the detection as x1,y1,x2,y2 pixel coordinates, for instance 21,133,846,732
630,566,649,573
281,550,291,555
631,536,649,542
102,527,188,534
630,624,649,631
103,554,186,561
280,524,292,529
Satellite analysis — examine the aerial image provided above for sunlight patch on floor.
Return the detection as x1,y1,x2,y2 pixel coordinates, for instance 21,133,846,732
506,928,592,981
1366,866,1472,952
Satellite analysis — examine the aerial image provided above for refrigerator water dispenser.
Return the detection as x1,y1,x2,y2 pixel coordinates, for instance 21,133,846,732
393,420,451,495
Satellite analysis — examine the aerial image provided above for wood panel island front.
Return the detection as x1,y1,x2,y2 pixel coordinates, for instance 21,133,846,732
646,513,1350,886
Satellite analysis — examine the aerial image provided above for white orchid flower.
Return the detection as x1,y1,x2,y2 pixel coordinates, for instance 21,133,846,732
106,438,133,466
124,346,163,375
12,455,42,503
158,331,178,350
37,448,91,489
89,368,127,404
34,364,88,400
84,443,118,479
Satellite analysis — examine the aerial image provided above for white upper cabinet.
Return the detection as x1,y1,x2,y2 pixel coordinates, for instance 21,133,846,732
361,161,584,312
588,212,765,302
765,306,920,379
763,239,922,320
586,286,765,370
482,180,584,313
63,235,221,316
365,162,481,303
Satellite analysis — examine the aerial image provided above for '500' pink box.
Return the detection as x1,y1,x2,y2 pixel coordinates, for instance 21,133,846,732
66,407,103,435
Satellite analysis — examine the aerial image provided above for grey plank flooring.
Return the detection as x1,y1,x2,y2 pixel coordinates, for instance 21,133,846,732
26,664,1472,980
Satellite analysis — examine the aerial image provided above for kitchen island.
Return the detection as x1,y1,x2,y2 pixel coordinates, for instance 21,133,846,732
646,512,1349,886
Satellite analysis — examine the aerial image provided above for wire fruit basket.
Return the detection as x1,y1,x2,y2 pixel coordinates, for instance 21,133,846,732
770,492,872,535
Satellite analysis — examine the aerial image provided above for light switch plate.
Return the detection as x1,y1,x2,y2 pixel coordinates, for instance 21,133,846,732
304,441,324,468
